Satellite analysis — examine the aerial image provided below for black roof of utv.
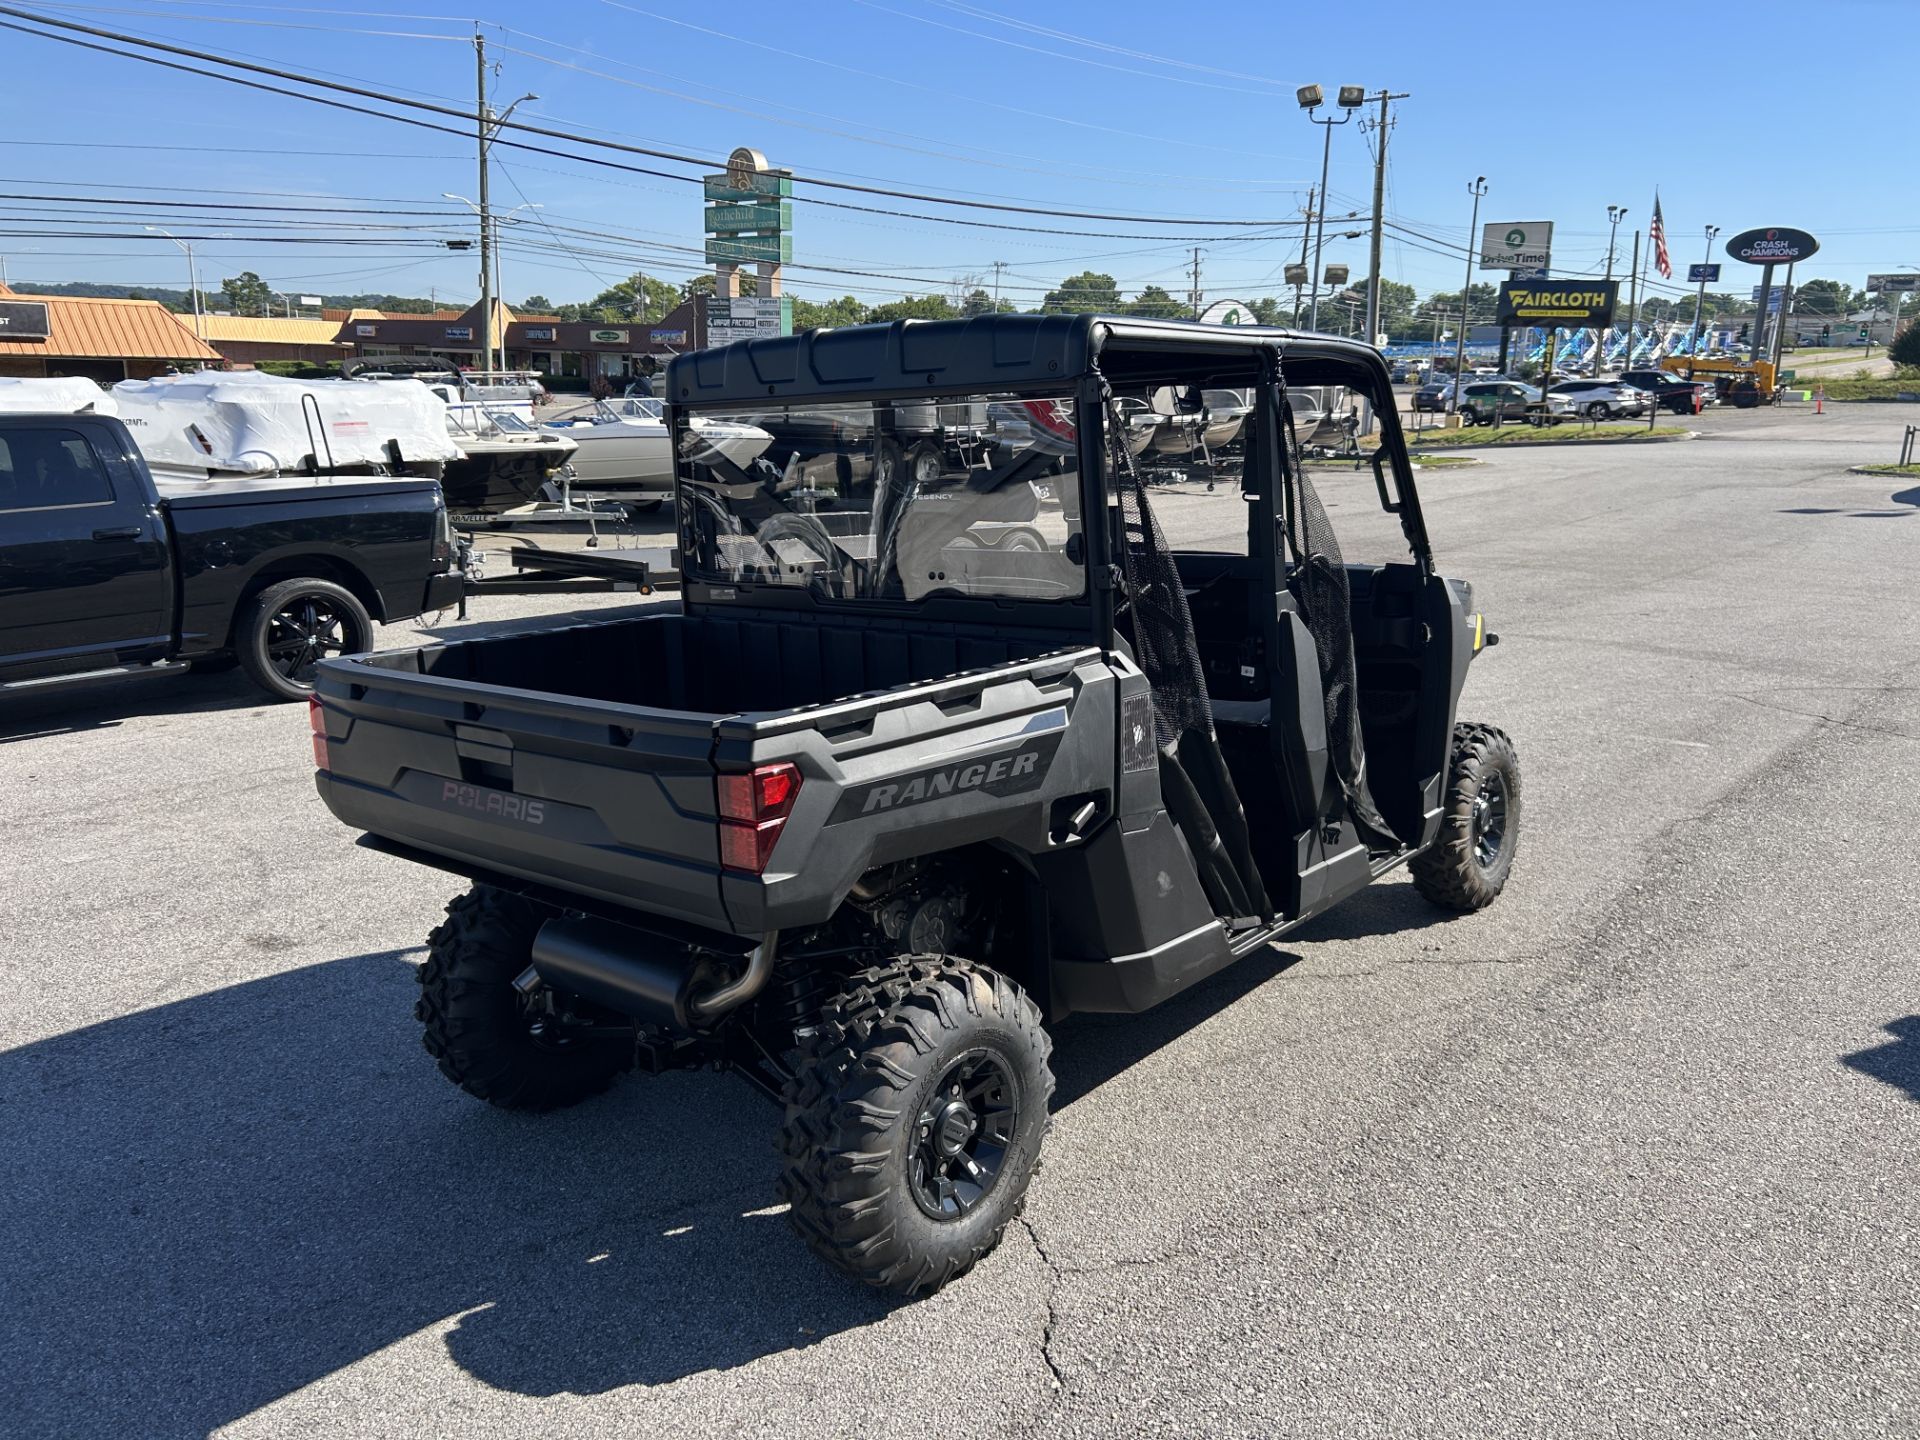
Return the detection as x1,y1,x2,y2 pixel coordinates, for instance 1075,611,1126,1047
666,313,1389,407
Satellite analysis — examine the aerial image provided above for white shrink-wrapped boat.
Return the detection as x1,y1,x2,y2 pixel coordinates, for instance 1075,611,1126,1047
0,375,117,414
111,370,460,482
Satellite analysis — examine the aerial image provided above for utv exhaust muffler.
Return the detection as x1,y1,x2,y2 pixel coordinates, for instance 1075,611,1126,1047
527,918,778,1031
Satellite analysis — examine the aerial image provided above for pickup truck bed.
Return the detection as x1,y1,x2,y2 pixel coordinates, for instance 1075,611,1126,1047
314,610,1114,937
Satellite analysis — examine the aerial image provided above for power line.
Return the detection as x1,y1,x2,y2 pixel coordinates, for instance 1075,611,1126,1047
0,6,1306,228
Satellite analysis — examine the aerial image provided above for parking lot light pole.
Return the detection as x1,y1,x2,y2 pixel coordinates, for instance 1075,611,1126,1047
1451,177,1487,408
1601,205,1625,371
1298,84,1361,332
144,225,201,339
1691,225,1719,361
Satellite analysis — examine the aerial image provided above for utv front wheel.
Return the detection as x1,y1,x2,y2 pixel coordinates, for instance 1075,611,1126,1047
780,956,1053,1295
416,885,630,1111
1410,723,1521,912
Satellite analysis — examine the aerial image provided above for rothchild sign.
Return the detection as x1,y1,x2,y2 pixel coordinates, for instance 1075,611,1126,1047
1724,227,1819,265
1496,280,1619,327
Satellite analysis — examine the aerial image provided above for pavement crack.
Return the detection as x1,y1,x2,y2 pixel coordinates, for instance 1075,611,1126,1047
1018,1216,1068,1394
1729,691,1920,742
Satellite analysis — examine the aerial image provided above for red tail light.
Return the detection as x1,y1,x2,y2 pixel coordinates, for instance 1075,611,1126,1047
308,695,329,770
717,762,801,874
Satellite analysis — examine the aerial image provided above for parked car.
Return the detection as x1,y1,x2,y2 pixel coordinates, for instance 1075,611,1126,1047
1617,369,1714,415
1457,381,1573,426
1413,378,1468,412
1547,379,1650,419
0,412,460,701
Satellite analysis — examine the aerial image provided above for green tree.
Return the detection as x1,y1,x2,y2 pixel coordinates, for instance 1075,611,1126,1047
792,294,869,331
1891,312,1920,369
584,272,685,324
220,270,273,317
867,294,956,323
1793,278,1850,317
520,294,554,313
1343,278,1417,337
1128,284,1186,319
1041,270,1121,314
1247,296,1286,326
685,272,758,300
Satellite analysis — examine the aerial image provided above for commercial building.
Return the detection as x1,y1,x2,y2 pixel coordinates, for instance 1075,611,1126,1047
332,297,703,382
0,286,221,381
194,314,352,368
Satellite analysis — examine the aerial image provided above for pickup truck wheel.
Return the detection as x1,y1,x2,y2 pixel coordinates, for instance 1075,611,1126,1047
416,886,630,1111
237,577,372,701
1410,723,1522,912
779,956,1053,1295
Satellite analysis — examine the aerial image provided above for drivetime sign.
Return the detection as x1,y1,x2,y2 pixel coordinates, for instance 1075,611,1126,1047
1480,221,1553,270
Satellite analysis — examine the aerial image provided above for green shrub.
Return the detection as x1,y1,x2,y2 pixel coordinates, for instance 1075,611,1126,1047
1892,318,1920,369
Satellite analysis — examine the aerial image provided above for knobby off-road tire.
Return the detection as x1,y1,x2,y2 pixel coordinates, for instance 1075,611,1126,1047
779,956,1054,1295
1410,722,1522,912
416,885,630,1111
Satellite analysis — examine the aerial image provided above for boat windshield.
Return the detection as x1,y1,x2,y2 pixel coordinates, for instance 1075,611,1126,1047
675,393,1085,603
594,396,663,423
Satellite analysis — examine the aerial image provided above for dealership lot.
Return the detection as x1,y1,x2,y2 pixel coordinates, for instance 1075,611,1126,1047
2,403,1915,1438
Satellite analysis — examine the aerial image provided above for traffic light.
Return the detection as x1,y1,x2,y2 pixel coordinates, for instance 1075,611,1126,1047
1821,323,1831,343
1737,322,1750,342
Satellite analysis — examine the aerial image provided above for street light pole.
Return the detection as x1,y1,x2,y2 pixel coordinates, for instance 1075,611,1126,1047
1297,85,1360,332
145,225,201,339
1451,177,1487,407
1601,205,1625,371
1691,224,1719,362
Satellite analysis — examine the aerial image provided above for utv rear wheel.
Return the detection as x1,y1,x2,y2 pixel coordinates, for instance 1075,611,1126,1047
1410,723,1521,912
779,956,1053,1295
416,885,630,1111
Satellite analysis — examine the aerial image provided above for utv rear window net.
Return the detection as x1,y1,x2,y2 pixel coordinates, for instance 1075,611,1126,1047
674,394,1085,602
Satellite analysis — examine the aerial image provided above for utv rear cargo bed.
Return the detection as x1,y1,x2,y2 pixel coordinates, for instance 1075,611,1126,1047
314,609,1100,933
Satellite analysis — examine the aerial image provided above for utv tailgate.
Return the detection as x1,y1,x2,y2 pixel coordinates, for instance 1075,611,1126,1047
312,657,730,930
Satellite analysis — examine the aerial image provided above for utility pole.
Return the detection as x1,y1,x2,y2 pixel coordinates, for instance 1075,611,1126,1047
1359,88,1409,351
1690,225,1718,367
1451,177,1487,406
991,260,1006,311
1189,247,1203,319
1294,187,1314,325
1622,229,1641,375
474,31,493,376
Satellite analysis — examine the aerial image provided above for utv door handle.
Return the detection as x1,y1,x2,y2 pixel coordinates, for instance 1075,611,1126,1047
92,526,142,541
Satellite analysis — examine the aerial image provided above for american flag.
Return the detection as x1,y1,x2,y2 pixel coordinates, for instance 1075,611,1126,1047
1650,194,1672,279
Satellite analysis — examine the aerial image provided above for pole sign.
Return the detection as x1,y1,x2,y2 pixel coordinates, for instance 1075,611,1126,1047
1480,221,1553,270
1688,263,1722,284
1866,273,1920,293
0,300,51,340
1199,298,1253,325
1495,280,1619,327
1724,227,1819,264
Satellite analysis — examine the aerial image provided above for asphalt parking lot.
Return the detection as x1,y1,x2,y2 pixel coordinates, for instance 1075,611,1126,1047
3,402,1916,1438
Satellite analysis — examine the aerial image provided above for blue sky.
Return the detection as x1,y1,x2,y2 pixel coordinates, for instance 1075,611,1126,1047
0,0,1910,311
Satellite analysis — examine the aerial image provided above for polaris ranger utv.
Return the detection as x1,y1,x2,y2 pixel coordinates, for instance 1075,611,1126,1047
312,315,1519,1295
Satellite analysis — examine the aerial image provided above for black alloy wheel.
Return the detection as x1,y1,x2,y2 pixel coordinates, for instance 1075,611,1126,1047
909,1049,1020,1221
1471,769,1509,869
237,576,372,702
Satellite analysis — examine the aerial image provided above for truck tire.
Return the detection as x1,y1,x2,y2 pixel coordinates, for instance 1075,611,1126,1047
1410,723,1521,912
779,955,1053,1295
237,577,373,702
415,885,630,1111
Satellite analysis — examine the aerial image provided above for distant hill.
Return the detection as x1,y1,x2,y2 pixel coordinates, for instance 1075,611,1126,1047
3,281,448,315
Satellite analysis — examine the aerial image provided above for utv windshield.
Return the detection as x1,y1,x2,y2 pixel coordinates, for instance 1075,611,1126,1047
674,393,1085,602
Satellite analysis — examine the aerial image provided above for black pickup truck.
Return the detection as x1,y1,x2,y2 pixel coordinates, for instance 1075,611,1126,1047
0,412,460,701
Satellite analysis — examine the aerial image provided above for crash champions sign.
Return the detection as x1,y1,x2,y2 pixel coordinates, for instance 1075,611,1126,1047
1495,280,1619,327
1724,227,1819,265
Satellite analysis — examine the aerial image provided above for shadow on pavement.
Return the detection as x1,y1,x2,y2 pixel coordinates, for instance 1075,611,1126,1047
1283,876,1458,943
1841,1016,1920,1102
0,667,266,742
0,949,900,1434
